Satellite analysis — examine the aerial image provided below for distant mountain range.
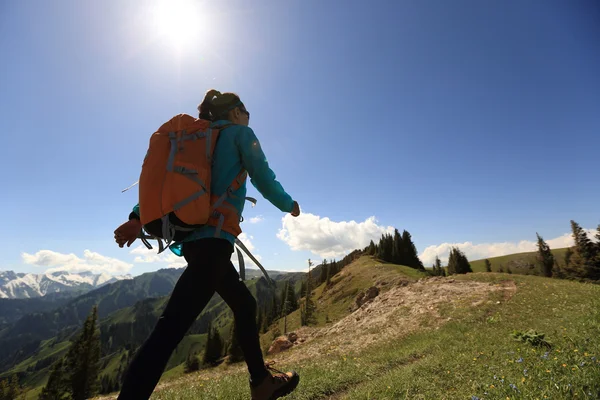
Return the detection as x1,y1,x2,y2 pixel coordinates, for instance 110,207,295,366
0,270,132,299
0,266,297,377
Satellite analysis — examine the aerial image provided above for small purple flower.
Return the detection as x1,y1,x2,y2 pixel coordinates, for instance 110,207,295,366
516,357,524,363
541,352,549,359
471,396,480,400
493,375,497,380
592,356,597,361
523,368,528,376
580,362,585,367
509,384,517,391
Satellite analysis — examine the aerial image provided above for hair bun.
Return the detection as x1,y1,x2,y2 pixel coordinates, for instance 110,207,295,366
207,89,221,102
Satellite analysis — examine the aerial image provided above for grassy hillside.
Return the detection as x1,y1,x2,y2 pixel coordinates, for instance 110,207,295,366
469,247,570,274
0,292,78,327
8,267,303,398
91,255,599,400
262,256,426,346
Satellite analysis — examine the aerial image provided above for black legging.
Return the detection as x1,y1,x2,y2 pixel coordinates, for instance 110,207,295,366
117,238,267,400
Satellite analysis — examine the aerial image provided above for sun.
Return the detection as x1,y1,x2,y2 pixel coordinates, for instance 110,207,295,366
150,0,202,50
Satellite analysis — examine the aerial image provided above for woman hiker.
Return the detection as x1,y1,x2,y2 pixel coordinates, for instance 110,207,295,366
113,89,301,400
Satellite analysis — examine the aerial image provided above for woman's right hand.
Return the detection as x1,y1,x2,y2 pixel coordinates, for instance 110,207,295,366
291,201,300,217
114,219,142,248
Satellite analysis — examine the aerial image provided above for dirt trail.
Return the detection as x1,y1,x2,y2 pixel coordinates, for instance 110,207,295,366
271,276,516,364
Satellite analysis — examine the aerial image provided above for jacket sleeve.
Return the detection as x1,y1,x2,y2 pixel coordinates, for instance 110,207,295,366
236,127,294,213
129,203,140,220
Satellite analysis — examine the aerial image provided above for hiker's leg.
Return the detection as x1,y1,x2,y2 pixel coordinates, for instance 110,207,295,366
117,239,226,400
215,261,268,384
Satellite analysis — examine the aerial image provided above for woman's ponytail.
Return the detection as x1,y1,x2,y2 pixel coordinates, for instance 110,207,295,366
198,89,242,121
198,89,221,120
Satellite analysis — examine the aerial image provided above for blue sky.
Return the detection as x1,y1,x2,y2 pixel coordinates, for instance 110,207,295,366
1,0,599,277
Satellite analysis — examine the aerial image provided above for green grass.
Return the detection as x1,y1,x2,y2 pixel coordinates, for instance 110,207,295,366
100,349,128,378
5,339,71,376
470,248,569,274
165,334,207,371
160,363,186,381
128,268,599,400
23,386,43,400
342,274,600,399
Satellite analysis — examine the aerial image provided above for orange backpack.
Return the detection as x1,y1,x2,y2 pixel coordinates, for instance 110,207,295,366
136,113,248,251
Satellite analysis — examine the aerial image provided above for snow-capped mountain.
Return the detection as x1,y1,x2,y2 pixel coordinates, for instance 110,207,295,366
0,270,132,299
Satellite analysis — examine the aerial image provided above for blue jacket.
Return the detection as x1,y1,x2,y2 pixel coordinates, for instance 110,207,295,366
131,119,294,256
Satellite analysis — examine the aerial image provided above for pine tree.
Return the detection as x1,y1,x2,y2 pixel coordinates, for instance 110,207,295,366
377,233,394,263
553,262,565,279
535,233,555,277
268,293,279,326
387,234,395,263
459,249,472,274
287,284,298,312
377,234,385,260
595,224,600,269
300,280,307,299
39,358,70,400
184,351,200,372
330,259,338,277
320,259,329,285
0,379,7,400
447,247,472,275
1,375,21,400
66,305,101,400
433,256,443,276
280,282,289,317
281,281,297,333
402,230,424,270
485,259,492,272
0,379,8,400
226,323,244,363
203,326,223,366
447,248,457,275
256,307,264,335
392,229,402,264
564,247,574,269
301,260,317,326
367,240,376,256
569,220,600,279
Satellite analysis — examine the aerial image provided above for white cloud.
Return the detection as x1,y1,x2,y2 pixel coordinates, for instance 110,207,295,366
249,215,264,224
232,232,262,269
237,233,256,252
129,245,186,269
277,213,394,259
22,250,133,274
130,232,262,270
419,229,598,266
